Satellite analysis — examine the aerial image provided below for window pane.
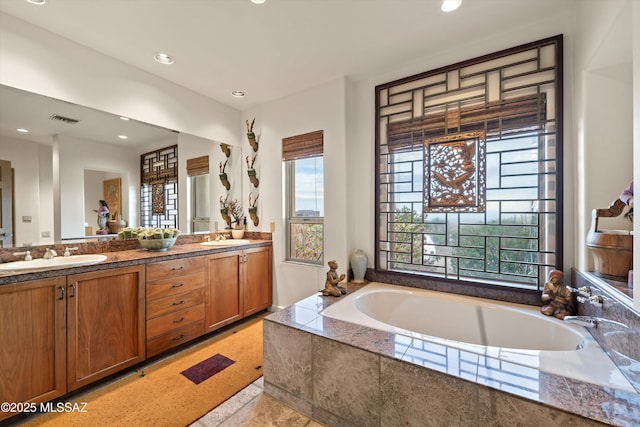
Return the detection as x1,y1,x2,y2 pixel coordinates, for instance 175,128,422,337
290,223,323,262
293,157,324,217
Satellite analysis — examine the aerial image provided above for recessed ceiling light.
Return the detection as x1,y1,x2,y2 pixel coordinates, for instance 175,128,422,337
17,128,29,133
118,135,128,140
25,0,46,4
251,0,266,4
441,0,461,12
154,52,174,65
231,91,245,98
119,116,130,121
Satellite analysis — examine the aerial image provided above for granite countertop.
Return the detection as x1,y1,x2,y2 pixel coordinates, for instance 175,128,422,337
266,282,640,427
0,239,272,285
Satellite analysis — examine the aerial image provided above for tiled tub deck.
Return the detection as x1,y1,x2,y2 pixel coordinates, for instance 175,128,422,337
264,282,640,427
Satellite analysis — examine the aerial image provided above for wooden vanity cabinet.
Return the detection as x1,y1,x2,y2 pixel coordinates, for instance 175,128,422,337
66,265,145,391
145,257,206,357
243,245,273,317
205,251,243,331
0,277,67,421
205,245,272,332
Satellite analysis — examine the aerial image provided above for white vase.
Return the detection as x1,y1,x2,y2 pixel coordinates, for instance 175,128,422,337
231,229,245,239
350,249,368,283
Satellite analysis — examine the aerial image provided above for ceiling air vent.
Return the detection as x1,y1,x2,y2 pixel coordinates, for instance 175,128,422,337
49,114,80,124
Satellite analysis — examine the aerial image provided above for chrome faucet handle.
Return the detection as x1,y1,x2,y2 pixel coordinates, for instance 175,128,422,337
589,295,604,307
63,247,78,257
14,251,32,261
576,294,604,307
569,286,591,297
44,248,58,259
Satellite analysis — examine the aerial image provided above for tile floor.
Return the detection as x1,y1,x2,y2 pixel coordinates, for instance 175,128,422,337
191,377,323,427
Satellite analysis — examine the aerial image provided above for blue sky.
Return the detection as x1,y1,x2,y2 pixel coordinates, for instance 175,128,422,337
294,157,324,216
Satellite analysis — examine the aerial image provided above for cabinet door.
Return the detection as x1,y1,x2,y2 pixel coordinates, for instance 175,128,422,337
205,251,242,331
67,265,145,391
0,277,67,421
243,246,273,316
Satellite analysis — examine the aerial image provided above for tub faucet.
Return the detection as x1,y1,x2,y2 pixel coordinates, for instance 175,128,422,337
43,248,57,259
564,316,628,329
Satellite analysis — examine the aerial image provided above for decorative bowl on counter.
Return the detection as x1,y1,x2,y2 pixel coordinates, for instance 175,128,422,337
138,237,177,251
136,227,180,251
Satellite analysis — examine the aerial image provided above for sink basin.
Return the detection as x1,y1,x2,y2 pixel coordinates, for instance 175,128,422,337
200,239,251,246
0,254,108,272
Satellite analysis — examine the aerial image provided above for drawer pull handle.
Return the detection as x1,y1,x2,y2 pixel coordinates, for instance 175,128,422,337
58,286,65,300
171,266,184,271
172,334,185,341
173,317,184,323
171,283,184,288
173,300,185,306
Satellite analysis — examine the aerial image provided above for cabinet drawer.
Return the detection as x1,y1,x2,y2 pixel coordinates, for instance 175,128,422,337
147,288,204,319
146,257,205,282
146,303,205,339
146,320,205,358
146,272,204,300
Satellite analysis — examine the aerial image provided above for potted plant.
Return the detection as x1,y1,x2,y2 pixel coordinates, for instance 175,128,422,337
229,198,245,239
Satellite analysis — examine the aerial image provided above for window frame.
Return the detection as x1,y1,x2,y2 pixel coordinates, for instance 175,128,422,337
374,35,563,292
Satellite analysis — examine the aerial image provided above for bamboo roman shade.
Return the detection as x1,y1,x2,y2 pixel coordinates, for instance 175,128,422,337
186,155,209,176
387,94,546,151
282,130,324,161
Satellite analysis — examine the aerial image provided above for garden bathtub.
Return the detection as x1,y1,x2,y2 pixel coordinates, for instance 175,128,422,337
321,282,633,392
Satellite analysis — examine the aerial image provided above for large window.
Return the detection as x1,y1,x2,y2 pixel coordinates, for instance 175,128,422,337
283,131,324,264
376,36,562,291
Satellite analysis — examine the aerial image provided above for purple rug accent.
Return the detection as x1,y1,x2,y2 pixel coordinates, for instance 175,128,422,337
180,353,236,385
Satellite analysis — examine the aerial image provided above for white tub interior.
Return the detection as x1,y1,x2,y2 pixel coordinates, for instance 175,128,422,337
322,282,634,392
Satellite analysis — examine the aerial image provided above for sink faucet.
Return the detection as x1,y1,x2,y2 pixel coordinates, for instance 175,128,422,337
14,250,32,261
43,248,58,259
564,316,628,329
63,247,78,257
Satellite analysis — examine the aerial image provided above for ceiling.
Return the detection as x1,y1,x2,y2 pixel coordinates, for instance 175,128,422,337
0,0,579,112
0,85,177,147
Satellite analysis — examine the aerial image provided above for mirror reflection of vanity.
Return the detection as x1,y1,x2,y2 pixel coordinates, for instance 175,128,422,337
0,84,241,248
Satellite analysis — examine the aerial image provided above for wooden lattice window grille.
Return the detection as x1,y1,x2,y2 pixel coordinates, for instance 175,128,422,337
375,35,562,290
140,145,178,228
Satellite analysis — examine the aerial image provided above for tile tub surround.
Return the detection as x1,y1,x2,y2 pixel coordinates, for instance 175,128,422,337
573,269,640,394
264,283,640,426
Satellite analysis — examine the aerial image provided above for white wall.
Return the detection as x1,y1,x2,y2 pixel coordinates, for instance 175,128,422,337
57,135,140,239
0,137,49,246
242,78,347,308
175,133,242,234
0,12,241,240
346,11,578,279
0,12,241,147
633,0,640,308
574,0,634,273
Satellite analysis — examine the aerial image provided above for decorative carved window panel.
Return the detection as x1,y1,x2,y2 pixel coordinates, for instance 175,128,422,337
140,145,178,228
424,131,485,212
375,36,562,290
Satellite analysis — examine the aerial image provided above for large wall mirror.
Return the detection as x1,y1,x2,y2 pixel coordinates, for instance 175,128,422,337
0,84,239,248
